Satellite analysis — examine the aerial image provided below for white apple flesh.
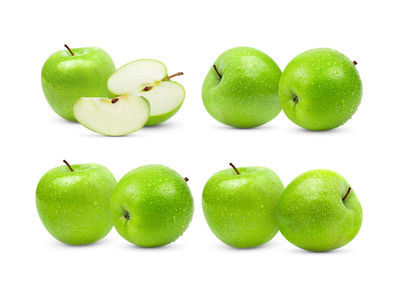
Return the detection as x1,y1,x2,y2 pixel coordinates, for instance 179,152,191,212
73,96,150,136
107,59,185,126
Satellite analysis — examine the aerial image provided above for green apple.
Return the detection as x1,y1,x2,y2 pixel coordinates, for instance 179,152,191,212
202,47,282,128
277,169,362,252
279,48,362,130
73,95,150,136
202,163,284,248
110,164,194,247
41,45,116,121
107,59,185,126
36,161,117,245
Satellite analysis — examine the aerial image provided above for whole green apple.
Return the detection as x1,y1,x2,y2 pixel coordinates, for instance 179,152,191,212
41,45,115,121
277,169,362,252
110,164,194,247
36,161,117,245
202,47,282,128
202,163,284,248
279,48,362,130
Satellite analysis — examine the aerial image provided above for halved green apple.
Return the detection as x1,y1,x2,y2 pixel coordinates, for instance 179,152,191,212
107,59,185,126
73,96,150,136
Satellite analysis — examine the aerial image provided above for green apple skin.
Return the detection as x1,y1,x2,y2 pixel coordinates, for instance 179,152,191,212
41,47,115,121
36,163,117,245
277,169,362,252
202,47,282,128
144,82,185,126
110,165,194,247
202,166,284,248
279,48,362,131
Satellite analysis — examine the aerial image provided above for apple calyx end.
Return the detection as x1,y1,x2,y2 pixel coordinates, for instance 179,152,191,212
63,160,74,172
64,44,74,56
229,163,240,175
213,65,222,79
342,187,352,202
184,177,189,182
353,60,358,66
292,94,299,104
163,72,184,81
123,210,130,220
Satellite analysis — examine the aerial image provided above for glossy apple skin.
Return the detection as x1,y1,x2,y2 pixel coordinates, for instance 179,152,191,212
110,165,194,247
144,101,182,126
277,169,362,252
41,47,115,121
202,167,284,248
202,47,282,128
36,163,117,245
279,48,362,130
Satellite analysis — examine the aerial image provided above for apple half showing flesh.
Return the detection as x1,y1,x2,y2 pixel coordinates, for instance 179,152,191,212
107,59,185,126
73,96,150,136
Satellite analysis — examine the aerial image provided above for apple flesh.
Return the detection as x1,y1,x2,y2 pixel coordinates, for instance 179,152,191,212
36,161,117,245
73,95,150,136
279,48,362,130
202,47,282,128
277,169,363,251
110,164,194,247
107,59,185,126
41,46,115,121
202,164,284,248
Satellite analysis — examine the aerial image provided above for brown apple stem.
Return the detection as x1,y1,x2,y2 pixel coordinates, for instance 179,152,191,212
213,65,222,79
63,160,74,172
184,177,189,182
353,60,358,65
163,72,184,81
229,163,240,175
64,44,74,56
111,98,119,104
342,187,352,201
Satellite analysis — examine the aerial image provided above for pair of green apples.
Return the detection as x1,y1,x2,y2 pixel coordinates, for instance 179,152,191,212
36,161,362,252
41,45,185,136
203,164,362,251
202,47,363,130
36,162,194,247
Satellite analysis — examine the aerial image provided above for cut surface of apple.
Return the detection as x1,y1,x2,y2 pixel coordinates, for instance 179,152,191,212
73,96,150,136
107,59,185,126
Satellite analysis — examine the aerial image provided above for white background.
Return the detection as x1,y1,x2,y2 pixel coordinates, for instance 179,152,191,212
1,0,399,284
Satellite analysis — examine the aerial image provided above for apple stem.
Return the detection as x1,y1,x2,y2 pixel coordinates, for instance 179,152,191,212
63,160,74,172
163,72,184,81
342,187,352,202
353,60,358,65
184,177,189,182
213,65,222,79
64,44,74,56
229,163,240,175
111,98,119,104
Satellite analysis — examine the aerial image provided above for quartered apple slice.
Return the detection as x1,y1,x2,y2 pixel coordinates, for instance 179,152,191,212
107,59,185,126
73,96,150,136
